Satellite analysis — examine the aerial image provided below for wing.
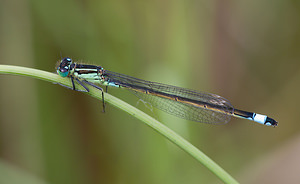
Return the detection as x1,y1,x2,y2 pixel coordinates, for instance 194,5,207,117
104,70,233,124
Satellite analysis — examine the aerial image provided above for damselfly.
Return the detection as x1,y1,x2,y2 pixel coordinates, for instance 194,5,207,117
56,57,278,127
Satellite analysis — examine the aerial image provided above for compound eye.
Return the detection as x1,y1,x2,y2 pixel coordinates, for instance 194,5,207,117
57,66,69,77
60,66,69,73
57,57,72,77
62,57,72,63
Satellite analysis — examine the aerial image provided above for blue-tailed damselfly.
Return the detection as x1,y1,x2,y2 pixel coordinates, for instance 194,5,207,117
56,57,278,127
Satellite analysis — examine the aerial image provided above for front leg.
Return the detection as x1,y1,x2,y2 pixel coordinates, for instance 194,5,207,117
75,78,90,92
56,77,89,93
70,75,76,90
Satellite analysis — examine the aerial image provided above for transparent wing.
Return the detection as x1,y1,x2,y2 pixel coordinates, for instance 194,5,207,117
104,70,233,124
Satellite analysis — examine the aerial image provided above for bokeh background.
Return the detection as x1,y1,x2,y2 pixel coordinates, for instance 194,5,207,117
0,0,299,184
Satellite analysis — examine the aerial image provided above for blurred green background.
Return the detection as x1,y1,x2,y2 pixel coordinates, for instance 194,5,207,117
0,0,299,184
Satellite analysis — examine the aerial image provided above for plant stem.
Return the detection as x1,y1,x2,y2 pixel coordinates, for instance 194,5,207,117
0,64,238,184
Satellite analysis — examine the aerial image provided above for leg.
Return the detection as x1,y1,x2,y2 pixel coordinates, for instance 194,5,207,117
75,78,90,92
56,77,88,92
56,83,75,90
82,80,106,112
70,76,76,90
